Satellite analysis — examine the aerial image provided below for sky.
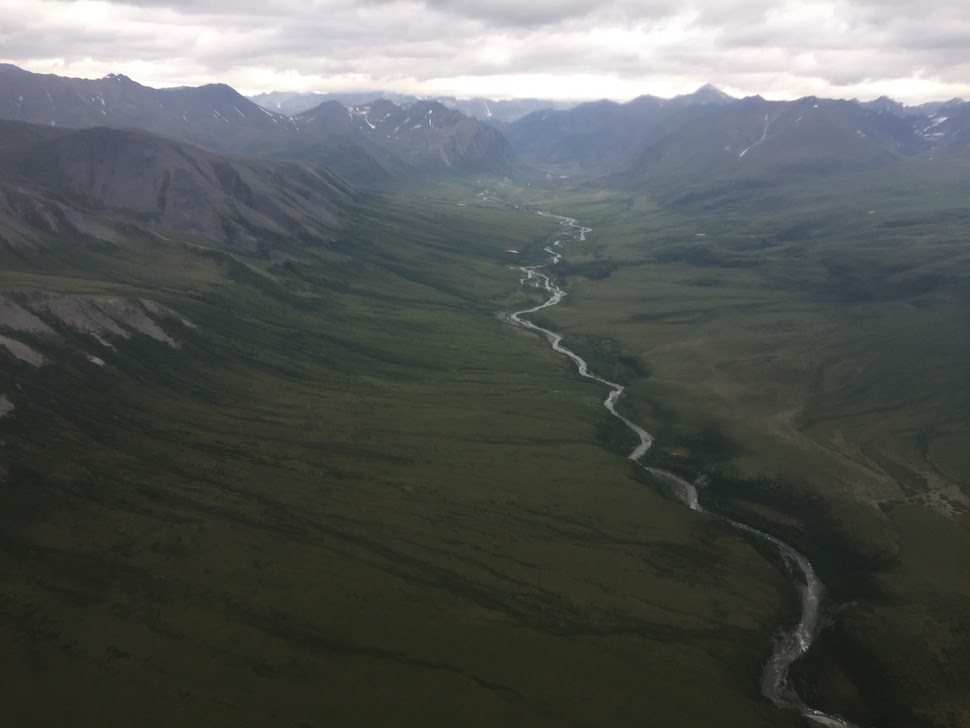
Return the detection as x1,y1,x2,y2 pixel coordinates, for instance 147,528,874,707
2,0,970,104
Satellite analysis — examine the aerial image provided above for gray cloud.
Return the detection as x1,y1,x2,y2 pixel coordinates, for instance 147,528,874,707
2,0,970,103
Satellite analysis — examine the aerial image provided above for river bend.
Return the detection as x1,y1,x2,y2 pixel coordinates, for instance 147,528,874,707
506,211,861,728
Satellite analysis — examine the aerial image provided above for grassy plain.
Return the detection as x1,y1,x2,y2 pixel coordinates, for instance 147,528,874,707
0,190,805,726
495,161,970,726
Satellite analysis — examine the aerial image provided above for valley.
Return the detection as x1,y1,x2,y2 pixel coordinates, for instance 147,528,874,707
489,165,970,726
0,181,801,727
0,65,968,727
506,211,856,727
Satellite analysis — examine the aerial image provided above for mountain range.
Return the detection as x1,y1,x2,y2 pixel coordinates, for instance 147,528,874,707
4,63,970,192
249,90,576,123
506,86,970,180
0,64,512,184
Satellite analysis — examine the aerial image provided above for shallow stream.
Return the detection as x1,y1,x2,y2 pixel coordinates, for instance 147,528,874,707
505,212,861,728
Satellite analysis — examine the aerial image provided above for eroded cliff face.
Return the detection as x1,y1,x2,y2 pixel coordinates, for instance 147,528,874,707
0,292,193,416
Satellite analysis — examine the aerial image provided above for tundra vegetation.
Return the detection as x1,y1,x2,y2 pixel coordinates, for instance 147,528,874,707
490,157,970,727
0,186,805,727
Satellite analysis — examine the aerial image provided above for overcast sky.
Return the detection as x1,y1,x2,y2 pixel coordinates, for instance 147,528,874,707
2,0,969,103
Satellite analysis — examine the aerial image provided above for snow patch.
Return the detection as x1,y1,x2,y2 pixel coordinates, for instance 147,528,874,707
739,114,770,158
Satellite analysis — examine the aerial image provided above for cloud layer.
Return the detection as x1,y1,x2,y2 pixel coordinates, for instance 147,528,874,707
2,0,969,102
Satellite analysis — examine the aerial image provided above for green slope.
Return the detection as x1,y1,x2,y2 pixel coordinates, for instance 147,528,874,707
0,183,801,727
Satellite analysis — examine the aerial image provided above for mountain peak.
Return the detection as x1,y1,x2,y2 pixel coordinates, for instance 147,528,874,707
697,83,726,94
678,84,734,105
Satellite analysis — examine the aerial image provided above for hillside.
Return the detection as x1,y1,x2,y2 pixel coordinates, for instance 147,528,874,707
0,119,355,250
0,63,291,153
621,96,923,202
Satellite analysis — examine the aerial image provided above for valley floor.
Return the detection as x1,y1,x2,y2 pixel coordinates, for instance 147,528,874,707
494,170,970,727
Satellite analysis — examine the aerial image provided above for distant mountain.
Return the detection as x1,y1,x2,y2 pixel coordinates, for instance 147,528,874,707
0,118,355,250
858,96,913,116
906,101,970,154
633,96,921,178
507,81,970,185
445,97,578,125
671,83,735,107
249,89,577,124
0,63,291,155
0,65,513,184
606,96,942,208
506,85,735,169
250,91,421,117
856,94,970,147
292,99,514,173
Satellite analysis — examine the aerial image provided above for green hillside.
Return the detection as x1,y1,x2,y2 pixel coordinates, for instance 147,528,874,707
0,176,802,727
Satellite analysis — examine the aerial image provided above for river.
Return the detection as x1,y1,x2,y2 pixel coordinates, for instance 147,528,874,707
505,211,861,728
